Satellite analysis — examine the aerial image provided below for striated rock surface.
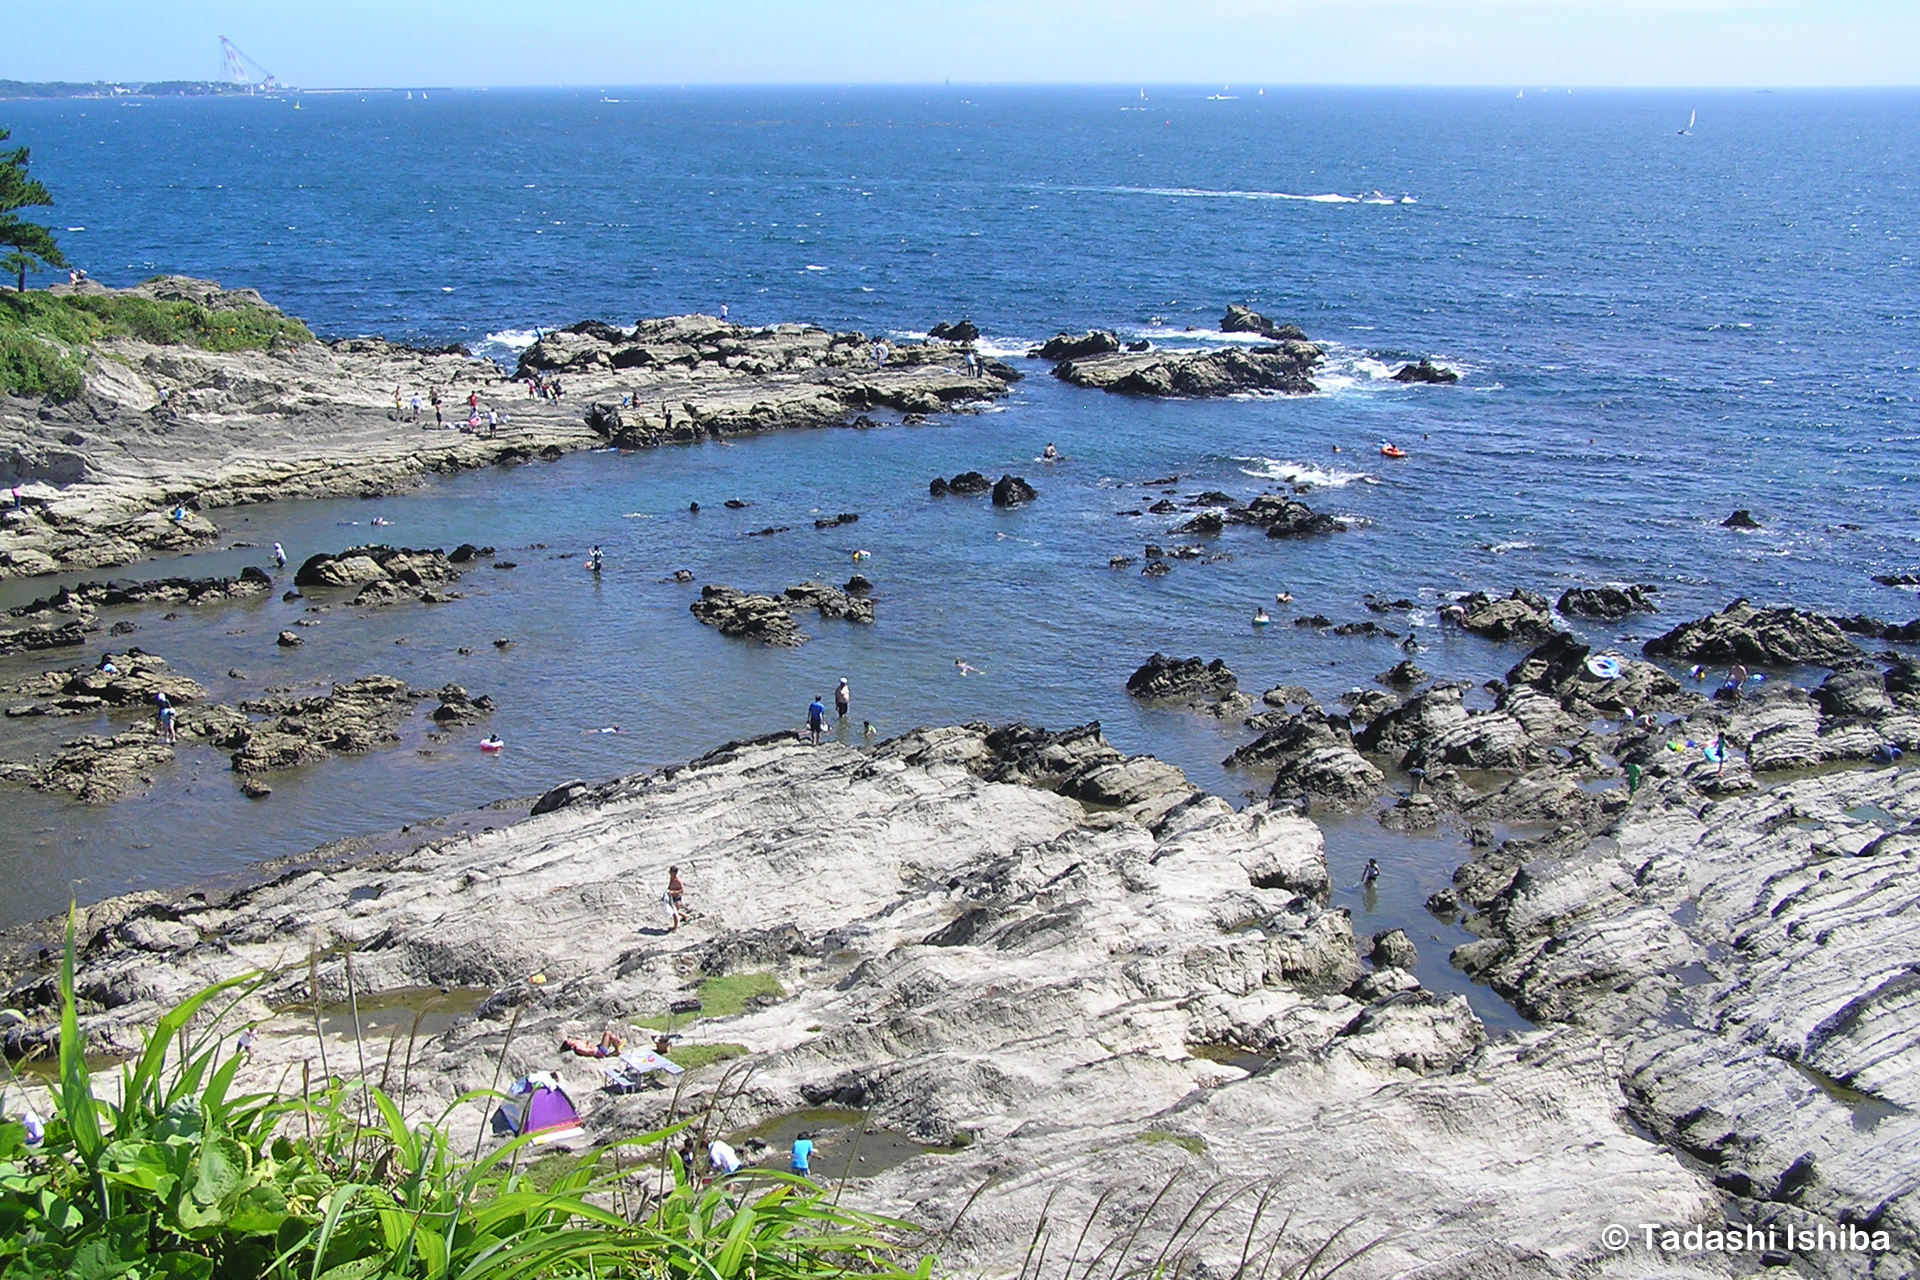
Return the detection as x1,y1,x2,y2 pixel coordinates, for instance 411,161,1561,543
1,725,1737,1280
1053,342,1322,399
1448,764,1920,1270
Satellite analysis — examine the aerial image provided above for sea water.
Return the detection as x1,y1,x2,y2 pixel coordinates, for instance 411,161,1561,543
2,88,1916,1026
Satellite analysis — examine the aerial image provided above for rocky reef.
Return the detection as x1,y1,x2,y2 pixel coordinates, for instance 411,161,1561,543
0,283,1008,580
5,721,1826,1278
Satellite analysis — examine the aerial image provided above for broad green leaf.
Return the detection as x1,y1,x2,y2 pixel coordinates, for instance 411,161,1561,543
190,1135,247,1207
227,1181,290,1235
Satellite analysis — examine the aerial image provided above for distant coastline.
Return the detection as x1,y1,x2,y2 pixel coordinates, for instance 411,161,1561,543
0,79,258,100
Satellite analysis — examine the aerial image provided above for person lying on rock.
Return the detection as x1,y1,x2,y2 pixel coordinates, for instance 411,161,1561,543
559,1026,626,1058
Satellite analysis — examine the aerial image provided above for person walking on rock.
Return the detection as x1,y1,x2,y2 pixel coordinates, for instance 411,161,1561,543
834,677,851,720
666,865,690,931
808,695,827,746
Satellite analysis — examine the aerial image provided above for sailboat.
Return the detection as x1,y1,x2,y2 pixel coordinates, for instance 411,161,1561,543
1678,108,1696,135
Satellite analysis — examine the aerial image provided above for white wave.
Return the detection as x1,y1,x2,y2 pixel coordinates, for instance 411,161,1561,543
804,264,828,271
1064,185,1416,206
1233,456,1375,488
475,327,541,359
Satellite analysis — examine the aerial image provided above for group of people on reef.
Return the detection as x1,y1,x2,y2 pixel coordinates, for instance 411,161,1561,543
526,375,566,401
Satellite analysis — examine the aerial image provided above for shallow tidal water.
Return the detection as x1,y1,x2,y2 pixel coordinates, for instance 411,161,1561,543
4,87,1918,1033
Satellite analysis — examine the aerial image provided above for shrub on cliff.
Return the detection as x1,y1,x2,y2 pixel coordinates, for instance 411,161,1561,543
0,291,313,398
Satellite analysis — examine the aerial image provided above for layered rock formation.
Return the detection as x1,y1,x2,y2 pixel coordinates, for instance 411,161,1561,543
3,725,1755,1279
1052,342,1322,399
0,284,1007,580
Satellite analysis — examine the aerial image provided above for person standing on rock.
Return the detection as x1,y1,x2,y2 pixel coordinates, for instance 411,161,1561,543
720,303,729,322
1626,761,1643,795
155,693,177,745
834,678,850,721
430,387,443,426
808,696,828,746
666,865,689,931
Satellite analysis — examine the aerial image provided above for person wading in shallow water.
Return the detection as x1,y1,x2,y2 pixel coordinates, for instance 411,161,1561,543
834,677,851,720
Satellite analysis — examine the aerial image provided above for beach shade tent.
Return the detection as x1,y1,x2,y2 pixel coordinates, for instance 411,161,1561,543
494,1071,585,1144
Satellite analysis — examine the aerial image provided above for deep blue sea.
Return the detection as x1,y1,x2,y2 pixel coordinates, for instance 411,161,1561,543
2,87,1916,1023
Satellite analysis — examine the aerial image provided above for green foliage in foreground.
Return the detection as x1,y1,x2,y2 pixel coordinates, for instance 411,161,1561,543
0,289,313,399
0,910,925,1280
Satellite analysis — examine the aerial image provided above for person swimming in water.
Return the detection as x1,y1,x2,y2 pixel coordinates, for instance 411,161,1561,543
480,733,504,751
1253,607,1271,626
954,658,979,677
587,545,603,572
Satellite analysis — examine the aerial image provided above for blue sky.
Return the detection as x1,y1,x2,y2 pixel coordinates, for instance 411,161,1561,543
5,1,1916,87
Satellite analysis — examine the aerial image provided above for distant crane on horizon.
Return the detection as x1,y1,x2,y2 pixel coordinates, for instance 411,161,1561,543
220,37,279,92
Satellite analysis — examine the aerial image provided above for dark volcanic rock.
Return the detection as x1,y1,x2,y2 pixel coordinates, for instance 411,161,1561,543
0,618,87,656
784,581,875,624
1643,598,1862,668
1390,359,1459,384
1443,589,1559,644
1030,330,1121,361
932,471,994,496
1722,509,1762,529
927,320,980,343
1126,653,1238,703
9,567,272,621
1221,304,1306,342
1173,511,1224,536
1234,493,1343,538
1558,585,1658,620
430,683,496,726
1376,660,1430,688
991,475,1039,507
690,585,807,646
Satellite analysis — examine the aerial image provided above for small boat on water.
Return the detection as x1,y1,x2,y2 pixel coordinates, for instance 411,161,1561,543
1380,443,1408,459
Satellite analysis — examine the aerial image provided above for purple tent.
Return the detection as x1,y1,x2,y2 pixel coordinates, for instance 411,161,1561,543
498,1072,584,1144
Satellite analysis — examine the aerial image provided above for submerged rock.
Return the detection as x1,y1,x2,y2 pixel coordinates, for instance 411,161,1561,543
1390,358,1459,384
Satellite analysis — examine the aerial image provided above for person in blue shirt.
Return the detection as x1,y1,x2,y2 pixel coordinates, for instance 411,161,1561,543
790,1131,814,1179
807,696,827,746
